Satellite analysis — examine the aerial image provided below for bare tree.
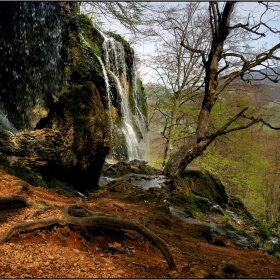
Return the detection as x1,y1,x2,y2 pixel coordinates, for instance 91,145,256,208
163,1,280,177
145,3,210,166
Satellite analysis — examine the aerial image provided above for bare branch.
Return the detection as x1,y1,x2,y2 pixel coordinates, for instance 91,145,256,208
180,41,206,66
221,52,248,63
242,115,280,130
214,107,249,135
216,60,230,75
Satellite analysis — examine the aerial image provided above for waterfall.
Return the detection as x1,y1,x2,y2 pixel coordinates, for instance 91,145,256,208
91,25,147,162
131,60,149,160
109,70,141,160
0,110,18,133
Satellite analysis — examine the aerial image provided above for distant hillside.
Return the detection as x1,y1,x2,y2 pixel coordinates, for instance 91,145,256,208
245,66,280,84
243,67,280,103
256,83,280,103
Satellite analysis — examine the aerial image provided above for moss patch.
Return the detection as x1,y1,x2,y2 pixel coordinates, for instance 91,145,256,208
182,169,228,206
10,167,48,189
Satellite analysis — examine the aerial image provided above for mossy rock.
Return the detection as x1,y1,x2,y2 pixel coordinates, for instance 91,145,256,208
227,195,254,221
102,161,158,178
182,169,228,206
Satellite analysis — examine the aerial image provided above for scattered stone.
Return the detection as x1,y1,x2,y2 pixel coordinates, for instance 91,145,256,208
210,236,228,247
217,260,248,276
167,270,180,278
109,242,122,252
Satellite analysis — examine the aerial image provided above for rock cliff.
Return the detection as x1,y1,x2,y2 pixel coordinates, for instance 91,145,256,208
0,2,147,191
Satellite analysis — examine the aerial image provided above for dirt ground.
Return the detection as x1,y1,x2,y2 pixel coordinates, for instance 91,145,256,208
0,166,280,278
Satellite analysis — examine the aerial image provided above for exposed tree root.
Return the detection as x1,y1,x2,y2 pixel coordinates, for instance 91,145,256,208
0,217,65,245
62,204,178,272
0,202,178,272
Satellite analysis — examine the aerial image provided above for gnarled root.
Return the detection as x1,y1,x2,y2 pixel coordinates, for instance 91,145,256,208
0,203,178,272
62,204,178,272
0,217,65,245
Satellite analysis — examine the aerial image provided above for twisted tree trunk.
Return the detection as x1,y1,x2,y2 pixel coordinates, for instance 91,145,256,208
163,2,235,177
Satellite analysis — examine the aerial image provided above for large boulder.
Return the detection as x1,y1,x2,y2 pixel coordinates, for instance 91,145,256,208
182,168,228,206
36,81,110,191
0,82,110,192
0,128,64,168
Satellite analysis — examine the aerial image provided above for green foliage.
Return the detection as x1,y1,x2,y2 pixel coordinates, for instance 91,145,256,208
194,86,280,228
257,220,272,238
78,14,92,38
91,42,102,57
147,80,202,168
272,242,280,260
149,156,164,169
77,14,103,57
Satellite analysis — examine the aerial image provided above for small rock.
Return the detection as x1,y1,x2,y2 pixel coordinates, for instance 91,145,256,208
210,236,228,247
189,267,209,278
108,242,122,252
218,260,248,276
167,270,180,278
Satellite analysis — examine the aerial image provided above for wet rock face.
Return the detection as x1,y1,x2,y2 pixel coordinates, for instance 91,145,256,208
0,2,76,130
0,2,111,192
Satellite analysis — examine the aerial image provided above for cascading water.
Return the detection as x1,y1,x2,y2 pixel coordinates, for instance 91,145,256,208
109,70,141,160
131,60,149,160
89,25,148,162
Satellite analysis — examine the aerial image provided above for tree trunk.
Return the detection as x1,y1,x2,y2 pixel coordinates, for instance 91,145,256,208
162,136,214,177
162,97,180,167
163,65,218,176
163,2,235,177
